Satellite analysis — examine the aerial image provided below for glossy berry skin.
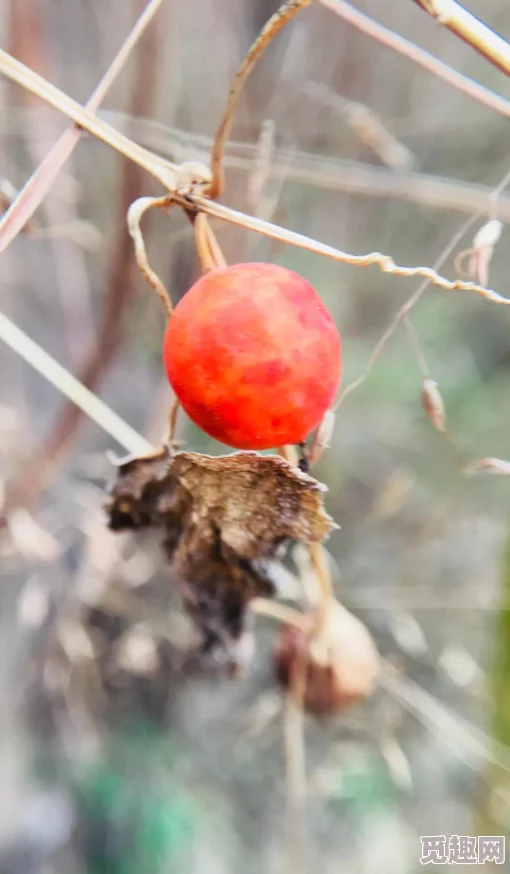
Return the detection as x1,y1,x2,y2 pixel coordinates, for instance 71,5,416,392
163,263,341,450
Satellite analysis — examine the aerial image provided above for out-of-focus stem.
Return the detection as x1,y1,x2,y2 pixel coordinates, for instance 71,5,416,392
209,0,314,198
412,0,510,77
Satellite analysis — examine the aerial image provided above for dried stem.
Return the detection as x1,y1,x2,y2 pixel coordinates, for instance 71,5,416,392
0,48,178,190
412,0,510,77
334,215,479,409
334,167,510,411
194,211,228,272
60,112,510,218
319,1,510,116
251,599,309,632
186,195,510,305
284,652,308,874
2,46,510,306
204,219,228,268
308,541,334,633
0,0,164,251
3,10,162,511
0,311,152,457
194,211,217,271
167,397,180,448
209,0,314,198
127,195,173,316
278,447,334,637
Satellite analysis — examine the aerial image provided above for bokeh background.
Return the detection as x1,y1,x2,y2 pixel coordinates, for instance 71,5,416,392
1,1,510,872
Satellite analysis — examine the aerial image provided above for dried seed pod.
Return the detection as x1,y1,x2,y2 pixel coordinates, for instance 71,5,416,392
464,457,510,476
274,601,379,714
472,219,503,251
469,219,503,286
422,379,446,433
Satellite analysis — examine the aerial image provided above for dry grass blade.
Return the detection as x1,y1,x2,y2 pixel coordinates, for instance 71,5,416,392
209,0,314,198
0,311,152,455
412,0,510,77
319,0,510,118
0,0,164,252
381,660,510,773
0,49,177,189
189,195,508,305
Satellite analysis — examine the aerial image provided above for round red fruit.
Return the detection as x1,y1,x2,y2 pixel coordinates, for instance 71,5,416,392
163,262,341,449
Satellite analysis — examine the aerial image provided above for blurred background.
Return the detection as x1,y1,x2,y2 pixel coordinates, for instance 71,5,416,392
1,1,510,872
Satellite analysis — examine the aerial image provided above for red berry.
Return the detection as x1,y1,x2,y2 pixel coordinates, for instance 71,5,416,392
163,263,341,449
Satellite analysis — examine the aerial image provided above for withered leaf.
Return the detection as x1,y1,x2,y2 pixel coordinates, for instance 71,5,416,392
170,451,335,556
106,448,336,666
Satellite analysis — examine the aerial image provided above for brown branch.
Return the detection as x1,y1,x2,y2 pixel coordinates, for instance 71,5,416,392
209,0,314,198
412,0,510,77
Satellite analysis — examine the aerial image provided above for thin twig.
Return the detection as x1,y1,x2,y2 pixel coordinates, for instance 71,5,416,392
251,599,309,632
209,0,314,198
187,195,510,306
0,0,164,252
284,646,308,874
194,211,228,271
194,211,216,271
3,11,162,512
319,1,510,114
167,397,180,449
412,0,510,77
334,167,510,410
334,215,480,409
308,542,335,633
380,660,510,773
127,195,173,316
3,43,510,227
0,311,152,456
55,111,510,220
0,48,178,190
204,219,228,268
308,84,416,171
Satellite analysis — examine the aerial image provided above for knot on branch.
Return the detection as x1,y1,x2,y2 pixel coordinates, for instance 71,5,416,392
174,161,213,198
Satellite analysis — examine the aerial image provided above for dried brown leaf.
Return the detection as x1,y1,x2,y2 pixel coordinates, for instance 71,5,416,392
106,448,336,665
